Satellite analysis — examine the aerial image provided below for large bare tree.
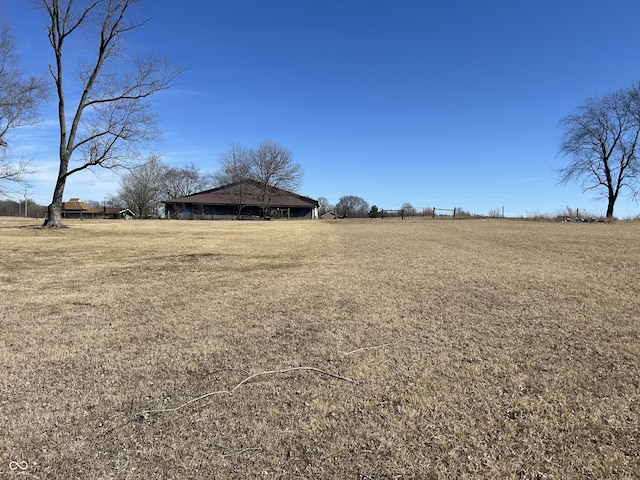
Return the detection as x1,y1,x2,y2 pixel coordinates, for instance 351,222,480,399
39,0,181,227
214,140,303,217
214,142,252,185
335,195,369,217
250,139,302,215
116,154,164,217
558,82,640,218
0,24,48,195
214,143,253,218
161,162,211,200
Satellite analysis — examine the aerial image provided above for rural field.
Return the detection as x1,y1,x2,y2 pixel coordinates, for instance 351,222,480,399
0,216,638,479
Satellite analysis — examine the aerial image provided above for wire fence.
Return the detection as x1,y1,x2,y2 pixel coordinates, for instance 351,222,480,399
375,207,459,219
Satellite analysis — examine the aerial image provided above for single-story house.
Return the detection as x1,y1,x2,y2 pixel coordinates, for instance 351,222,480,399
162,181,319,220
61,198,125,219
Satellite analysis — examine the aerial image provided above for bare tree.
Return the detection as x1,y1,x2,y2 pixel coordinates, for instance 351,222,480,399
0,153,31,196
161,162,211,199
401,202,416,217
214,143,253,218
0,24,48,195
214,140,303,217
558,82,640,219
38,0,181,227
317,197,334,215
249,139,302,216
214,143,251,185
335,195,369,217
117,154,164,217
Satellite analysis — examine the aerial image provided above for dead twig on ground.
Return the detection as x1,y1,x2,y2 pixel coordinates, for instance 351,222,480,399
137,367,359,417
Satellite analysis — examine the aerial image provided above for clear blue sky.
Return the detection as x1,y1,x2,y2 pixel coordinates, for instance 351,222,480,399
3,0,640,217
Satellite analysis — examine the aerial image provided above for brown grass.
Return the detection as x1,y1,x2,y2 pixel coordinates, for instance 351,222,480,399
1,217,639,479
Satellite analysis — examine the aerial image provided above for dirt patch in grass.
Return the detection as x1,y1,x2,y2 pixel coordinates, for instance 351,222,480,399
1,217,639,478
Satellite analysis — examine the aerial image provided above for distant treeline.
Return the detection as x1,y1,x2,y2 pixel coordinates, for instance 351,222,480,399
0,199,48,218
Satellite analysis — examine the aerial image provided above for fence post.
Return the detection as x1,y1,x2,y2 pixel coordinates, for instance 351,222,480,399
432,208,435,219
453,207,456,219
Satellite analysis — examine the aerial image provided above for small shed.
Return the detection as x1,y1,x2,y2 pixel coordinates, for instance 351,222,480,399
321,211,339,219
119,209,136,220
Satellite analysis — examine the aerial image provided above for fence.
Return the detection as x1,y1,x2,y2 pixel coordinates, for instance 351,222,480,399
378,207,458,219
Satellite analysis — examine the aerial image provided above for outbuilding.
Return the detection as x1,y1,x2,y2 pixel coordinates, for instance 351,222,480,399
61,198,123,219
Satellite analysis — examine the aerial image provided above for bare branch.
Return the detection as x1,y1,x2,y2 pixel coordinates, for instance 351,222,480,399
0,23,48,196
137,367,359,417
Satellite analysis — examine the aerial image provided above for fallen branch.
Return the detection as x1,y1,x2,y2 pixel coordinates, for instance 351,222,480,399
137,367,359,417
344,338,410,356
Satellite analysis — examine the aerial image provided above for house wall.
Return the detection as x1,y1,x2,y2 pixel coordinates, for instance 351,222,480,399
165,203,316,220
62,211,110,219
286,207,314,219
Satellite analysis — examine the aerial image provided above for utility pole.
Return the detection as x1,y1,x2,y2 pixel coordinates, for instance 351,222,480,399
24,187,28,218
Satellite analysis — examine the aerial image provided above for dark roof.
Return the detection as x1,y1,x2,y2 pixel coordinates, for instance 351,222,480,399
62,199,93,212
162,180,319,208
62,198,120,215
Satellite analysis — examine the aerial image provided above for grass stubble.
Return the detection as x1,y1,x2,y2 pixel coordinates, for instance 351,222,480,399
0,217,638,479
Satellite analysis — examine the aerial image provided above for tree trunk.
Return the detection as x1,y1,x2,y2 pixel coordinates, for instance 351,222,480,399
42,167,68,228
606,197,616,219
44,202,63,227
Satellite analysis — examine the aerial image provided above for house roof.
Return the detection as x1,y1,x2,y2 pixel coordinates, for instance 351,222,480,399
321,210,338,219
62,198,93,212
62,198,121,215
162,180,319,208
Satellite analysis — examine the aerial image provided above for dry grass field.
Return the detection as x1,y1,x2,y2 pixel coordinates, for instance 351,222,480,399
1,216,639,479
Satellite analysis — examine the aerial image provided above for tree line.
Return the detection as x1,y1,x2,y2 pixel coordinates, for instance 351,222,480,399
0,199,47,218
318,197,428,218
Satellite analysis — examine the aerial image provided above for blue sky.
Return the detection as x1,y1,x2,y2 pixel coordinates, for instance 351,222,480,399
3,0,640,217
